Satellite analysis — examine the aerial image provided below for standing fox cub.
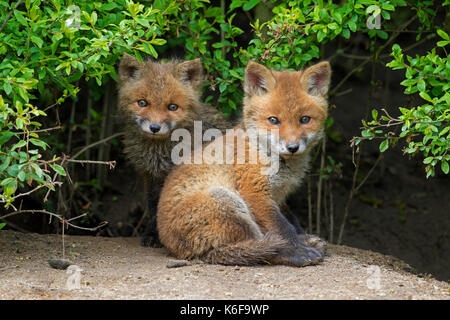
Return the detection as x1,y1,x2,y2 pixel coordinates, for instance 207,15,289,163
118,54,229,247
157,60,331,266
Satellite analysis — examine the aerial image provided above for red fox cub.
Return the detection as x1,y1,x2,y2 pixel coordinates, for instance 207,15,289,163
157,60,331,266
118,54,229,247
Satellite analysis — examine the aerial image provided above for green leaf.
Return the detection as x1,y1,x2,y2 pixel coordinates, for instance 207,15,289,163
17,170,26,182
372,109,378,120
29,138,47,150
348,21,357,32
442,161,449,174
379,139,389,152
50,164,66,176
419,91,432,102
102,2,118,11
11,140,26,151
143,43,158,58
333,12,343,24
243,0,260,11
31,35,44,48
4,82,12,95
0,132,16,146
0,222,5,230
1,177,15,186
342,28,350,39
205,7,222,17
382,4,395,11
423,157,434,164
437,29,449,41
151,38,167,46
417,79,426,92
14,10,28,26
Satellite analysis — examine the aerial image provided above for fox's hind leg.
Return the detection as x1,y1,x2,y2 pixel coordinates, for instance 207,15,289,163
281,203,327,249
141,177,163,248
157,186,287,265
227,188,324,267
272,207,324,266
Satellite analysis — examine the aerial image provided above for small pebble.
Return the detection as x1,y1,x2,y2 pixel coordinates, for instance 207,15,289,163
167,260,190,268
48,259,71,270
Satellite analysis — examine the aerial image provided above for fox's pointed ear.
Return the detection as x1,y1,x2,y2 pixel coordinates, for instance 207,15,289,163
300,61,331,97
119,54,140,83
175,58,204,92
244,61,276,96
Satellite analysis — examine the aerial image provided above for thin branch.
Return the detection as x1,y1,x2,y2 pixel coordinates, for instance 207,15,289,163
9,182,61,201
355,153,384,193
65,159,117,169
329,179,334,244
316,137,326,235
0,0,23,33
0,209,108,231
330,59,370,96
13,126,62,135
307,176,313,234
337,151,360,245
72,132,124,160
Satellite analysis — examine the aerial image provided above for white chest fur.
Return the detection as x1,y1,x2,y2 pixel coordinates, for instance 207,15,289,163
268,154,311,204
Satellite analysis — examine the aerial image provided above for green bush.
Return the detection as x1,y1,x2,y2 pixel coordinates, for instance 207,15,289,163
356,34,450,177
0,0,448,218
0,0,173,208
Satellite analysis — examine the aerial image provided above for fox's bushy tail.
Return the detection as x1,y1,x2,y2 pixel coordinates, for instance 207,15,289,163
203,233,288,266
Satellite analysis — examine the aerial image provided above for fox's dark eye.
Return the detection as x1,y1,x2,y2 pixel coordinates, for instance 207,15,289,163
137,99,148,108
167,103,179,111
300,116,311,124
268,116,281,125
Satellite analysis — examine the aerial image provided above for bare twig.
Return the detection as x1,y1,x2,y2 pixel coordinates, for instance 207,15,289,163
65,159,116,169
329,59,370,96
13,126,62,135
355,153,384,193
316,137,326,235
220,0,226,57
67,98,76,153
307,176,313,234
43,155,68,202
0,0,23,33
7,182,62,202
329,179,334,244
132,211,147,237
0,209,108,231
72,132,124,160
85,87,93,180
337,151,360,245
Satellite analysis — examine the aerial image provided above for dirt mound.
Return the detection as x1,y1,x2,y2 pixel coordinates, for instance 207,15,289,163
0,230,448,299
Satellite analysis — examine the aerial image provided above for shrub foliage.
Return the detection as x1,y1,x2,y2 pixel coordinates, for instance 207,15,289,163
0,0,448,216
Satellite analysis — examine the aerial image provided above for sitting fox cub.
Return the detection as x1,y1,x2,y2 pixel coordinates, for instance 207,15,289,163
157,61,331,266
118,54,229,247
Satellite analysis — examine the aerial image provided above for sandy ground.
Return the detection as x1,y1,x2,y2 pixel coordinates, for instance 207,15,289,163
0,230,448,300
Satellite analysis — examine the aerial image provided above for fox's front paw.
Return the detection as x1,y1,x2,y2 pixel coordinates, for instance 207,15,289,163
288,244,324,267
141,234,163,248
300,234,327,249
276,243,324,267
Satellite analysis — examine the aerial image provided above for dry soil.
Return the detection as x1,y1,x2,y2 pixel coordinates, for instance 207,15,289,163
0,230,448,300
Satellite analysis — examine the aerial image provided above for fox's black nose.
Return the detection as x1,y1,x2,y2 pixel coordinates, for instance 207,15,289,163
149,123,161,133
287,143,299,153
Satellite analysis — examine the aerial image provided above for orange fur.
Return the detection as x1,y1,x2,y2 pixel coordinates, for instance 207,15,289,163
117,54,230,247
157,61,331,266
